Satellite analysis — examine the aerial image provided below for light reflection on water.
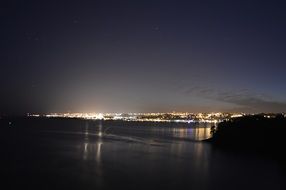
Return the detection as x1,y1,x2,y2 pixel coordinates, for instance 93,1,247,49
97,122,214,141
82,121,103,162
80,121,214,159
4,118,284,190
74,121,284,190
155,127,211,140
79,121,214,164
77,121,216,189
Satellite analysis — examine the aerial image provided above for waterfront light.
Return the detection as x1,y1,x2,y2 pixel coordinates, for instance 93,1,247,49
27,112,253,123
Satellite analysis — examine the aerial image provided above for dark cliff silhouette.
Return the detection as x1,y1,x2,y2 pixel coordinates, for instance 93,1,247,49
206,114,286,165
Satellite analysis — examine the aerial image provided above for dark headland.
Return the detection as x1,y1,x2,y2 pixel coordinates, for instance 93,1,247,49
206,114,286,166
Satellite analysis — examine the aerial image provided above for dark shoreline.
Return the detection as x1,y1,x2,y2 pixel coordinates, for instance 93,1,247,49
0,116,214,128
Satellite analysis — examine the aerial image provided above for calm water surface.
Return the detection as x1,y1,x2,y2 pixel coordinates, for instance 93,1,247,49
1,118,285,190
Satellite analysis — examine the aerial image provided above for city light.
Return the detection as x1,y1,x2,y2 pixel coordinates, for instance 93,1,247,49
28,112,249,123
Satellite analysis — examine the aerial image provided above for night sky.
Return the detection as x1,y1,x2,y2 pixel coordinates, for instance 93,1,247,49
1,0,286,114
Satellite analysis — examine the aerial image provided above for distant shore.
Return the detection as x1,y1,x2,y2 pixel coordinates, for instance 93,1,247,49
1,116,216,128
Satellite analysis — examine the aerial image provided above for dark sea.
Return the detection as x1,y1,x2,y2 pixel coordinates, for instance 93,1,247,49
0,118,285,190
